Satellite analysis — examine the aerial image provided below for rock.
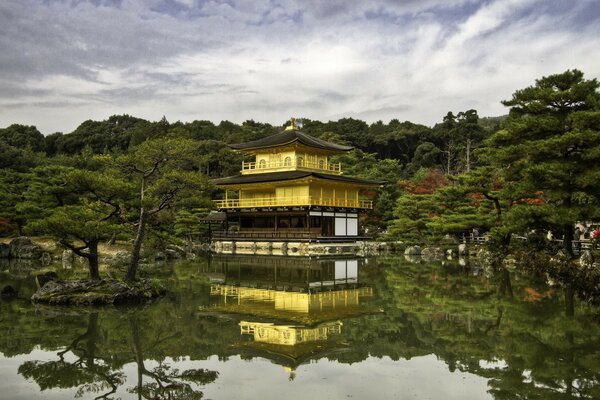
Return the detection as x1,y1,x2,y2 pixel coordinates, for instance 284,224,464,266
404,245,421,256
165,249,182,259
0,243,10,258
41,252,52,265
35,271,59,289
0,285,17,298
9,237,42,260
62,250,74,269
404,254,422,263
421,246,443,261
580,250,594,268
458,243,467,256
166,245,186,257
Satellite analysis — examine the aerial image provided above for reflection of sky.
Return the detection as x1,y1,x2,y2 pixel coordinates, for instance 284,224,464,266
0,350,492,399
200,354,493,400
0,348,80,400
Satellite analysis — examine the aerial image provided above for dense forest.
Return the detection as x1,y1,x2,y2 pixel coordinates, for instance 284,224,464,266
1,69,599,303
0,104,504,239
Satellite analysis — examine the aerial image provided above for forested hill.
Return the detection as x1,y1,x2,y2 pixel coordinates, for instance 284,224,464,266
1,112,506,176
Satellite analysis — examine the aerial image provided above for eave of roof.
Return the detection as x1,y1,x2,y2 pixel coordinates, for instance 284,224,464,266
229,129,353,152
213,171,384,187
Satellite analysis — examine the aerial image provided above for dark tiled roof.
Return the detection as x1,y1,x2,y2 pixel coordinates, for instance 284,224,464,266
213,171,384,186
229,129,353,152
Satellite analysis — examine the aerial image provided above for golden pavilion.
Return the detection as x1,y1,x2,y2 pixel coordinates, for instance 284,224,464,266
212,120,382,241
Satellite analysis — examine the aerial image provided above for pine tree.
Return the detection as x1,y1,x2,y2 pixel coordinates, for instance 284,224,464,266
487,69,600,258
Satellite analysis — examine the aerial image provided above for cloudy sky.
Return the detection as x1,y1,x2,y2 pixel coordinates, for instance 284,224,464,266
1,0,599,134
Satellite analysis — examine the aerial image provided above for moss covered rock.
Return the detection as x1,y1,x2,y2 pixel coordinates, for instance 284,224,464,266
31,279,166,305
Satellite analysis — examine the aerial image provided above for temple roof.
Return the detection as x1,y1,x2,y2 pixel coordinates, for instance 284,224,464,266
229,129,353,152
213,170,383,186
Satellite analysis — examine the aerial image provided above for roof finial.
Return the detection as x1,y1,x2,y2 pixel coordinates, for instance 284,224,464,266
285,117,297,131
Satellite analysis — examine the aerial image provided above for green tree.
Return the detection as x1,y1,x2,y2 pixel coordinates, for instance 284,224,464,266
119,138,210,282
0,124,44,151
25,168,130,280
488,69,600,257
0,169,29,235
389,168,448,243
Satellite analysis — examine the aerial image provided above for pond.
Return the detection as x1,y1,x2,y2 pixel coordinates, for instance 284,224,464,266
1,254,599,399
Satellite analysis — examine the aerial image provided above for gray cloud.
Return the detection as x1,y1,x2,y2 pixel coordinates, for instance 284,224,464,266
0,0,599,134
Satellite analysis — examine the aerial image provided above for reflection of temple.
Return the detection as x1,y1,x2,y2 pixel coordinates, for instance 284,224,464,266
202,255,379,375
205,254,363,292
210,285,373,324
240,321,342,346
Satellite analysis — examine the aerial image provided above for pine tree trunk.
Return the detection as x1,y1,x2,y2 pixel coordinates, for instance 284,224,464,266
565,285,575,317
466,138,471,172
126,176,147,282
126,208,146,282
88,240,101,280
85,313,99,368
564,224,575,259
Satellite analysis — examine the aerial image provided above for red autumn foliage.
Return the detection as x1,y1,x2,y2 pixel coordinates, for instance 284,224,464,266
468,192,484,207
401,169,448,195
523,287,556,302
521,191,545,205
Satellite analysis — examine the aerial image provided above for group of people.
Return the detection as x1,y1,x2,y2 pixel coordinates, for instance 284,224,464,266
574,225,599,241
573,225,599,252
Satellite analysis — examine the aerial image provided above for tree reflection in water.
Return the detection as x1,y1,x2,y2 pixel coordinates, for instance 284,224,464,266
128,315,218,400
17,312,218,400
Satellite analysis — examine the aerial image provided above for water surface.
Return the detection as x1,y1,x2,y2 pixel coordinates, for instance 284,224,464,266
1,255,599,399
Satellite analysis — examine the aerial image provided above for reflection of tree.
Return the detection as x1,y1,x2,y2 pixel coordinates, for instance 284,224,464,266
331,256,600,399
18,313,124,399
16,312,218,400
128,316,218,400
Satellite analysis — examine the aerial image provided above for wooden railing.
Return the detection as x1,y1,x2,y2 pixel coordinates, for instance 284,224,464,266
241,158,342,175
214,196,372,209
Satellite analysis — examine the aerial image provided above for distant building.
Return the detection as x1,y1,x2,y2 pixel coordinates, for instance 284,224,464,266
212,120,382,243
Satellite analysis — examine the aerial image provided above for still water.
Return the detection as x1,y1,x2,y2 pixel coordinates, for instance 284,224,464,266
1,255,599,399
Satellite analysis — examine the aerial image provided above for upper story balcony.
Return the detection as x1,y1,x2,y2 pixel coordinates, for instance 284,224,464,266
241,157,342,175
214,196,373,209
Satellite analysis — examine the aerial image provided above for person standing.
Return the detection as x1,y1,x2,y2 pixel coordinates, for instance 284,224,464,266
574,227,582,254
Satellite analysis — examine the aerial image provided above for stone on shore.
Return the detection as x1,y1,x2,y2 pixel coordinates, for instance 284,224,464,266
404,245,421,256
8,237,43,260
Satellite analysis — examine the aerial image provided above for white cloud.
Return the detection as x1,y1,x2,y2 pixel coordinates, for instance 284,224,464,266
0,0,599,133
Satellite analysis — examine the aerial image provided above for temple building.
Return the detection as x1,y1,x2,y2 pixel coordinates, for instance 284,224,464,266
212,120,382,244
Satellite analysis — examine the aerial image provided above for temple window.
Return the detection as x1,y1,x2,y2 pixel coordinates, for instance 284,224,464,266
259,159,267,168
284,156,292,167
